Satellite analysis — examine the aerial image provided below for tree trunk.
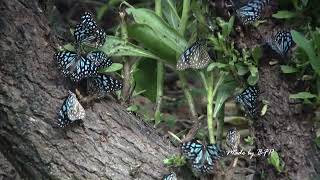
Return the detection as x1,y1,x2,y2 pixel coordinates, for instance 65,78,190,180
255,57,320,180
0,0,176,179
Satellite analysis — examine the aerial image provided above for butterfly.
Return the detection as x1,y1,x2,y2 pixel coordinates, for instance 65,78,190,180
235,86,260,118
266,31,293,56
176,40,211,70
181,140,223,174
236,0,270,24
86,51,113,69
87,74,122,97
54,51,98,82
57,91,85,128
226,127,241,152
162,172,177,180
74,12,106,48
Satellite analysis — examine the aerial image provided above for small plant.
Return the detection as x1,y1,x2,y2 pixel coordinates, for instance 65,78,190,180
267,151,285,173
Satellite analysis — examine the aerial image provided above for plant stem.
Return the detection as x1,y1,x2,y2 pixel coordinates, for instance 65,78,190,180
207,72,226,144
178,72,198,122
207,71,215,144
120,11,131,103
154,0,163,124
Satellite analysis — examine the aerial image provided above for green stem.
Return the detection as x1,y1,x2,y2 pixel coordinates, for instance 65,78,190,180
178,72,198,122
154,0,163,124
207,72,226,144
120,12,130,102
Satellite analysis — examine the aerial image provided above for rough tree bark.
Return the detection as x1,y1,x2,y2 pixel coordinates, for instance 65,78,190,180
255,51,320,180
0,0,177,179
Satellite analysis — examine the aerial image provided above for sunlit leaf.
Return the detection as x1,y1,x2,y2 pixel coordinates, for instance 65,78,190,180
280,65,298,73
214,77,237,118
99,63,123,73
289,92,317,99
272,10,297,19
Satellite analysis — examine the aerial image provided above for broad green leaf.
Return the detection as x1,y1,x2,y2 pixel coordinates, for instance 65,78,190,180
252,46,262,63
247,73,259,85
272,10,296,19
133,59,157,102
207,62,228,71
244,136,254,145
99,63,123,73
213,78,237,117
280,65,298,73
162,0,180,30
224,116,248,126
100,36,162,60
248,65,258,76
126,8,187,54
235,63,249,75
289,92,317,99
291,30,320,75
128,24,177,65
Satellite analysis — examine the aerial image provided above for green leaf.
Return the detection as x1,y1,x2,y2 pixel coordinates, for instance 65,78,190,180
291,30,320,75
128,24,177,65
280,65,298,73
213,78,237,117
207,62,228,71
99,63,123,73
252,46,262,63
162,0,180,30
126,104,139,112
126,8,187,54
235,63,249,75
272,10,296,19
133,59,157,102
267,151,284,173
63,43,75,51
100,36,162,60
244,136,254,145
247,73,259,85
261,104,268,116
289,92,317,99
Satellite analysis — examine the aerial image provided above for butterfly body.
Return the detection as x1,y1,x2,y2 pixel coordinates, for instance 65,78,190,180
236,86,259,118
58,91,85,128
236,0,270,24
267,31,293,57
181,140,222,174
176,41,211,70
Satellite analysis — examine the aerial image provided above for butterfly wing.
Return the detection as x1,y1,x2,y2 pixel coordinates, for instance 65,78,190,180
58,91,85,128
54,51,78,77
236,0,270,24
70,56,98,82
236,86,259,117
74,12,106,48
270,31,293,56
86,51,112,69
162,172,177,180
87,74,122,97
176,41,211,70
181,140,203,161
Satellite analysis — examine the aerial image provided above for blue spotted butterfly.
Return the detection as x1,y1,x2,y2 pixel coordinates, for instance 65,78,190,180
54,51,98,82
162,172,177,180
236,86,259,118
266,31,293,56
176,40,211,70
74,12,106,48
236,0,270,24
87,74,122,97
181,140,223,174
54,51,112,82
58,91,85,128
